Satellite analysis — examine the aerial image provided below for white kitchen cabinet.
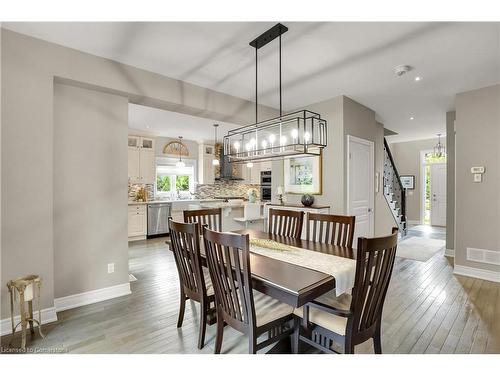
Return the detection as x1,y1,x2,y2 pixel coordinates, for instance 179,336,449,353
128,204,147,240
139,149,155,184
244,163,261,184
198,143,215,184
260,161,272,172
128,147,141,182
128,136,155,184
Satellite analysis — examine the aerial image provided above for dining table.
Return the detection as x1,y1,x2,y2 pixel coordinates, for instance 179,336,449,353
167,229,356,308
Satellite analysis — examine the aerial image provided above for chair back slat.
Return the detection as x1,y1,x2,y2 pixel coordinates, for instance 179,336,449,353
268,208,304,239
168,218,206,297
350,227,398,335
184,208,222,232
306,213,355,247
203,227,255,331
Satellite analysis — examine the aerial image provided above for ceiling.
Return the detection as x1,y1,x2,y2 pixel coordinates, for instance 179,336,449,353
4,22,499,142
129,103,238,142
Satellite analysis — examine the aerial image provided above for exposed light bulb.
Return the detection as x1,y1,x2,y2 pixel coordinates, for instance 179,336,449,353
249,138,256,147
234,141,240,151
304,132,311,143
245,142,252,151
269,134,276,144
291,129,298,140
261,140,268,148
212,158,219,166
176,160,185,168
280,136,287,146
415,76,422,82
246,162,254,168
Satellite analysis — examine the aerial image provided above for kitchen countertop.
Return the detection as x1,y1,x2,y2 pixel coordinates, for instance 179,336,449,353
199,201,265,209
266,203,331,209
128,199,222,205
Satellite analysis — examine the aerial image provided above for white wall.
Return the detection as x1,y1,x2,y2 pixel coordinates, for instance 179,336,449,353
54,83,129,298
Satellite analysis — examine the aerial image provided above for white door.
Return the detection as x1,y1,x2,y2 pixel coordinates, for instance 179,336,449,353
347,135,375,245
430,163,446,226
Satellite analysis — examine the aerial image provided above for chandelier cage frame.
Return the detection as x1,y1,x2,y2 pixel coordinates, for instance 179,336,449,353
223,23,328,164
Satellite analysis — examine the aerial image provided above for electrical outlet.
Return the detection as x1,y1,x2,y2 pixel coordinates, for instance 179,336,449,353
107,263,115,274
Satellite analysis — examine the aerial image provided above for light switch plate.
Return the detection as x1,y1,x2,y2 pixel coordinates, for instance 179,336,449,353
471,166,485,174
474,173,482,183
107,263,115,274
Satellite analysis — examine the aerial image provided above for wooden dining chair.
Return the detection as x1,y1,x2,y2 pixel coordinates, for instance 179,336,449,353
268,208,304,239
202,226,295,354
293,227,399,354
184,207,222,232
306,213,356,248
168,218,216,349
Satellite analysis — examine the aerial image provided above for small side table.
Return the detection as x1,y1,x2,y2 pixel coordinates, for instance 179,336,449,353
7,275,45,349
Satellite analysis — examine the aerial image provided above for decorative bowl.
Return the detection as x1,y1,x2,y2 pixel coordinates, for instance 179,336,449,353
301,194,315,207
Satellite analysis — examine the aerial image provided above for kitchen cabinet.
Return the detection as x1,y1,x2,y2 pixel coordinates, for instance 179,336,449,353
128,204,147,240
198,143,215,184
244,163,261,184
170,200,201,222
128,136,155,184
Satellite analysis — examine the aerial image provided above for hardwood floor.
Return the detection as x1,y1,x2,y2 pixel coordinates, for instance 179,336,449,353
2,225,499,354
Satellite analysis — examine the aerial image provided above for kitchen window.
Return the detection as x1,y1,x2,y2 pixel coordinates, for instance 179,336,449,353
155,160,195,198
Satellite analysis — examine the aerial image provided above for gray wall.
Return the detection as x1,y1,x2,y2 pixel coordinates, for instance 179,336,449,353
54,83,129,298
390,137,444,223
272,96,344,210
446,111,456,252
343,98,394,236
455,84,500,272
0,29,276,318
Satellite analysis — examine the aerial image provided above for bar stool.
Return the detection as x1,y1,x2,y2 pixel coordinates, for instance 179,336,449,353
7,274,45,349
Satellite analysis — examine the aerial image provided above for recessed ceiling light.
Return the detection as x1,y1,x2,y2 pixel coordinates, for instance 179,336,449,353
414,76,422,82
410,117,415,120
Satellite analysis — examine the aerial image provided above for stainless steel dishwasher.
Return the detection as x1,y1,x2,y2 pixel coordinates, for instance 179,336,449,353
147,202,172,237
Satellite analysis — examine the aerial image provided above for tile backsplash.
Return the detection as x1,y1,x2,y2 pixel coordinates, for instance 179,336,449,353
128,183,154,201
128,181,260,201
194,182,260,200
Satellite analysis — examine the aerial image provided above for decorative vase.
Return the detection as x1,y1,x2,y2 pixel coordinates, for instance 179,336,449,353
248,189,257,203
301,194,315,207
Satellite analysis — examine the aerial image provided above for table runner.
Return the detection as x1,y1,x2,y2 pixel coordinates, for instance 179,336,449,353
249,238,356,296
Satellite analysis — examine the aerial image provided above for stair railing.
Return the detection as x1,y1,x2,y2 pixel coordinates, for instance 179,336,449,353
383,138,407,235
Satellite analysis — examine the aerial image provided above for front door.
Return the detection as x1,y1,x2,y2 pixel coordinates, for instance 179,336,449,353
430,163,446,226
347,135,375,245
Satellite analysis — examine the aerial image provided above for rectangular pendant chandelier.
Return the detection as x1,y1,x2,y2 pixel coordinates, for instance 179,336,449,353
223,109,327,163
223,23,328,164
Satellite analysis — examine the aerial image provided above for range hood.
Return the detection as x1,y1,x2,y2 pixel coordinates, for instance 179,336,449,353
215,153,244,181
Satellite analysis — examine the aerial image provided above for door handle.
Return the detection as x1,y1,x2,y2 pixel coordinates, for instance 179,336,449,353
368,208,373,213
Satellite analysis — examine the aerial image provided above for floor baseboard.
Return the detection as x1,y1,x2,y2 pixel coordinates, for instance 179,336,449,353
54,282,131,312
1,306,58,337
454,264,500,283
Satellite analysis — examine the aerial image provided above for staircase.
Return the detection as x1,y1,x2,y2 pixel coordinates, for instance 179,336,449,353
383,138,407,237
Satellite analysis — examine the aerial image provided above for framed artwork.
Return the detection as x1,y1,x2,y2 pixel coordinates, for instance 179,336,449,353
284,155,322,194
400,175,415,189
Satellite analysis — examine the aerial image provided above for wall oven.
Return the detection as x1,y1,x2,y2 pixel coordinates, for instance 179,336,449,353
260,171,272,202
